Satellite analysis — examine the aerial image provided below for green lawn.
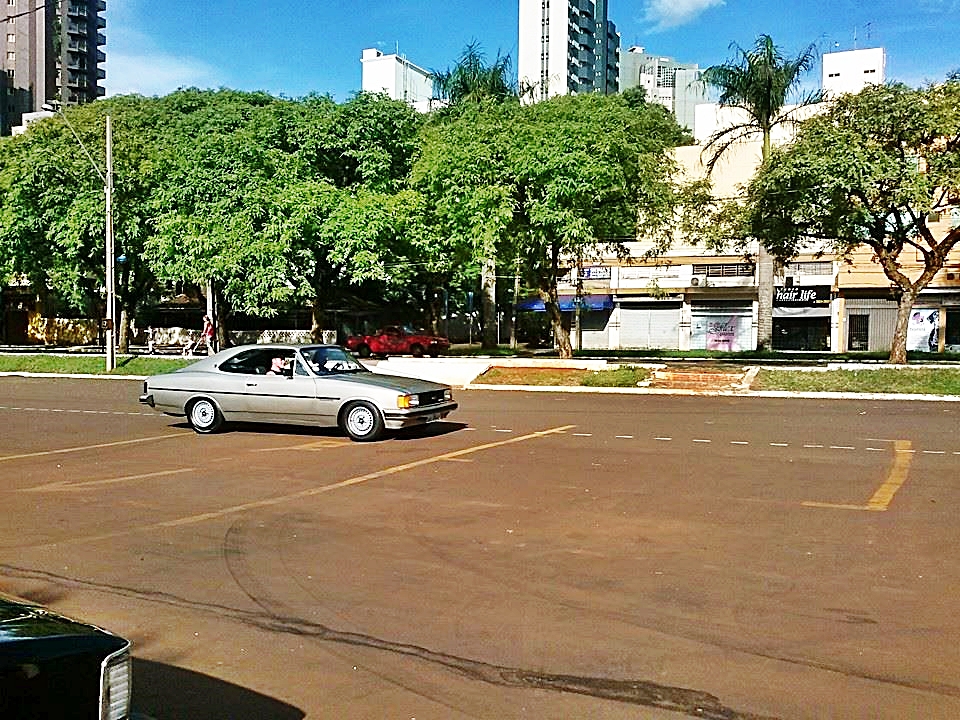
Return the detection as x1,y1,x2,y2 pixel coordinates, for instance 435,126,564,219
754,368,960,395
0,353,195,375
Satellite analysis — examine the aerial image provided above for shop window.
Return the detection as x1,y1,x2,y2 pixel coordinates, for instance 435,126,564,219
848,314,869,351
946,310,960,348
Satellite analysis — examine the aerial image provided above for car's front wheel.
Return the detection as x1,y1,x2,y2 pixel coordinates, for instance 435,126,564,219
341,401,385,442
410,344,425,358
356,344,372,358
187,397,223,434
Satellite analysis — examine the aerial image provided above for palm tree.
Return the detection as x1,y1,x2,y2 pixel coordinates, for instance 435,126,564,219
430,42,516,108
431,43,518,349
701,35,820,350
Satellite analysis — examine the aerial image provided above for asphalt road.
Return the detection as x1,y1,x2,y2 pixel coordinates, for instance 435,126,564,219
1,377,959,719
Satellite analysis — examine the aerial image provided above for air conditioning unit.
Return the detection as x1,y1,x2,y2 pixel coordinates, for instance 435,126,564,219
690,274,708,287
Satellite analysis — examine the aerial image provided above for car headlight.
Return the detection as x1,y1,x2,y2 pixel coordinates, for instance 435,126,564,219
397,394,420,409
100,647,131,720
443,389,453,401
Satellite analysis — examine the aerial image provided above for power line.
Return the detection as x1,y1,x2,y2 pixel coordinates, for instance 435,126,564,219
2,1,57,23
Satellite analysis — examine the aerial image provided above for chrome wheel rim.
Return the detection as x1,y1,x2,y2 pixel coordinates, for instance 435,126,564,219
191,400,215,429
346,405,375,436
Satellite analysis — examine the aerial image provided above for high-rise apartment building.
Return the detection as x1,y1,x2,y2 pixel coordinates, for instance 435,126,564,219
619,47,707,133
1,0,106,135
518,0,620,101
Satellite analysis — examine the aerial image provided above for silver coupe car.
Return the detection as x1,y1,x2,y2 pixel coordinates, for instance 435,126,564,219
139,344,458,441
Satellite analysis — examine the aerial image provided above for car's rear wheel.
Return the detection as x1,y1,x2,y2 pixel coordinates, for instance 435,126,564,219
356,344,372,358
187,397,223,434
410,344,425,358
341,401,384,442
428,349,439,358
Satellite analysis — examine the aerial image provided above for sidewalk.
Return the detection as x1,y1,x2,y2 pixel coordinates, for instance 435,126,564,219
370,357,960,402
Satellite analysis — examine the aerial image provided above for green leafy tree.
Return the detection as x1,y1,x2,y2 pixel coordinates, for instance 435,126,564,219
701,34,820,349
0,95,166,351
428,43,520,348
415,94,689,357
742,81,960,364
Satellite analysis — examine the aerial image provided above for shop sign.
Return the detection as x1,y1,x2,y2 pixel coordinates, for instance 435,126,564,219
774,286,830,305
579,266,612,280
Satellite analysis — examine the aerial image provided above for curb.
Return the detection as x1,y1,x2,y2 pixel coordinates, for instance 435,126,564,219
462,383,960,401
0,372,147,381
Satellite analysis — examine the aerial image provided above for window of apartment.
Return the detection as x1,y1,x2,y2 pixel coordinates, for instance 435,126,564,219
7,0,15,6
785,261,832,276
5,68,13,78
693,263,755,277
6,34,15,44
5,51,13,61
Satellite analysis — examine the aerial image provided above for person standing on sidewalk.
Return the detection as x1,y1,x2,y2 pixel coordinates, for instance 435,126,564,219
202,315,215,355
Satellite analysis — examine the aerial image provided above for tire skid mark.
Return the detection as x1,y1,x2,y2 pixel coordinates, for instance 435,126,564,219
0,563,778,719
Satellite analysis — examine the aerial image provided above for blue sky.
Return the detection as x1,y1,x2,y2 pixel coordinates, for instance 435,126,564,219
103,0,959,101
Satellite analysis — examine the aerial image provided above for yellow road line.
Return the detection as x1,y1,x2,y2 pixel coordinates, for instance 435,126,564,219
30,425,575,549
21,468,195,493
802,440,913,512
0,433,187,463
252,438,351,452
866,440,913,511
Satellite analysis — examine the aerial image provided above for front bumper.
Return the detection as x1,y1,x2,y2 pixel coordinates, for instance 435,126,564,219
139,393,155,407
383,401,458,429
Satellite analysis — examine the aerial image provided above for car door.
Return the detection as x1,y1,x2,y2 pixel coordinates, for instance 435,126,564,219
221,348,324,426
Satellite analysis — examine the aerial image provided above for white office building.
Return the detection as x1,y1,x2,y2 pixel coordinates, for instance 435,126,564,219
619,47,708,133
518,0,620,101
821,47,886,97
360,48,436,113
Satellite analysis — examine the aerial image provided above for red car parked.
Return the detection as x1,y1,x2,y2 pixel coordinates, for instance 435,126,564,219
345,325,451,358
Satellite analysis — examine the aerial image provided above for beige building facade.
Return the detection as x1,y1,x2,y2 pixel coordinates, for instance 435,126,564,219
554,139,960,354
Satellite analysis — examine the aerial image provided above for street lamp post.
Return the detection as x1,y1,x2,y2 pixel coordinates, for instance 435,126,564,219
43,103,115,371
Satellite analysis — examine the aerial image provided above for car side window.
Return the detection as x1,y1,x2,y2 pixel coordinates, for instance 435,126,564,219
220,349,269,374
221,349,293,376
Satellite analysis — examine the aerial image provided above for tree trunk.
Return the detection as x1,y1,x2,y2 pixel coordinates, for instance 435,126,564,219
481,256,497,349
756,247,774,350
888,291,919,365
118,308,130,353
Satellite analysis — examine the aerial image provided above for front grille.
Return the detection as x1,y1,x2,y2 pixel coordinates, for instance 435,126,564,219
418,390,446,406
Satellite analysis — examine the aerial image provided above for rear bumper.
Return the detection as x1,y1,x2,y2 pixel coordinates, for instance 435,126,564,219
383,402,458,429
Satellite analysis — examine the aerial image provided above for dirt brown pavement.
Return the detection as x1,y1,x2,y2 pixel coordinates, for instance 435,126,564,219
2,377,960,719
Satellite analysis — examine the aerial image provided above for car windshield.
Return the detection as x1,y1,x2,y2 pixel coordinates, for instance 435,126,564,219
300,347,366,375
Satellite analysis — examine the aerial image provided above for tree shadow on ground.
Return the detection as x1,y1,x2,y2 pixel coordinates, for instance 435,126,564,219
131,658,304,720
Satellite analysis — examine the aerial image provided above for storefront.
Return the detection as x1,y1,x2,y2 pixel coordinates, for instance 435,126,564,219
690,302,753,352
773,286,831,351
615,299,682,350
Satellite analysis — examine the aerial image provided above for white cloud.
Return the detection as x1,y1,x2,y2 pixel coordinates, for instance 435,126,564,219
102,5,222,97
643,0,725,31
104,51,221,97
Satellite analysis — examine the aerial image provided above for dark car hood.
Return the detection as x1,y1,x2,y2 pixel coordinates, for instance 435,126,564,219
0,595,126,661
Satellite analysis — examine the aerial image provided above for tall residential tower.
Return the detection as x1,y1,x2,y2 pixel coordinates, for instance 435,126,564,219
1,0,106,135
518,0,620,101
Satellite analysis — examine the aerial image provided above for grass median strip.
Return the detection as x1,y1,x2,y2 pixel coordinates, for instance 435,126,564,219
754,368,960,395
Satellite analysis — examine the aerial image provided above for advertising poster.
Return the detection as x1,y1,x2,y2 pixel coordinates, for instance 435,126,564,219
706,317,737,351
906,308,939,352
